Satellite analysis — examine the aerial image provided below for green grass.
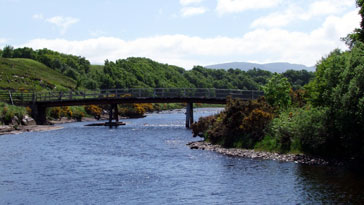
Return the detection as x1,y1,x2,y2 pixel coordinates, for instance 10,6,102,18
195,103,224,108
90,64,104,71
0,102,27,125
254,135,280,152
0,58,76,91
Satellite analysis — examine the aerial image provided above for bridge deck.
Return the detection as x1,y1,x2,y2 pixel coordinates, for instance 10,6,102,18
1,88,264,107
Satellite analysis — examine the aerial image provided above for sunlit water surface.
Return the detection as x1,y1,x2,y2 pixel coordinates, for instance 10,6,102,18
0,108,363,204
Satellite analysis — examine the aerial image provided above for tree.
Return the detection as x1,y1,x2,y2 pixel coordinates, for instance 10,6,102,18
282,69,314,90
343,0,364,47
12,47,35,59
2,45,14,58
307,42,364,157
262,73,292,109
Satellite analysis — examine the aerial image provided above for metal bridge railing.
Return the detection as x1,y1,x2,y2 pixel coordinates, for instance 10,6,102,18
0,88,264,105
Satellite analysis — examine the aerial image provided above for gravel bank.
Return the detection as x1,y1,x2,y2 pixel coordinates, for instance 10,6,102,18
187,141,333,166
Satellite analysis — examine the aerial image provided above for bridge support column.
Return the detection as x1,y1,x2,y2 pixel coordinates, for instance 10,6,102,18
186,102,194,128
114,104,119,123
31,104,47,125
108,104,119,127
109,104,113,126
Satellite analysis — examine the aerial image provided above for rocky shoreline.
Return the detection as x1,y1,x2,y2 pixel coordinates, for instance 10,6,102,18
0,117,97,135
187,141,337,166
0,125,63,135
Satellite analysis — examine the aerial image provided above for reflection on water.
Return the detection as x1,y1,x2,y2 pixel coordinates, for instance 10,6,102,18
295,165,364,204
0,108,363,204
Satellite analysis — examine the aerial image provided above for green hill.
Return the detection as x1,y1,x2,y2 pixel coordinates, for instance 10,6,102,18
0,58,77,91
0,46,314,91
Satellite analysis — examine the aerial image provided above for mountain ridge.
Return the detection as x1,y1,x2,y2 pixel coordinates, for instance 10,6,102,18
206,62,315,73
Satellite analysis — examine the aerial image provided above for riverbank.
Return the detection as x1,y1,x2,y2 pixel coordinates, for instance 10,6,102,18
0,117,98,135
0,125,63,135
187,141,337,166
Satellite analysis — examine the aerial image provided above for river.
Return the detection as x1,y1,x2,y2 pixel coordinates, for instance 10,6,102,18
0,108,363,204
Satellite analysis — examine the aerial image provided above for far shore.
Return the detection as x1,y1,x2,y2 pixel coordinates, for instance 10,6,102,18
0,117,98,136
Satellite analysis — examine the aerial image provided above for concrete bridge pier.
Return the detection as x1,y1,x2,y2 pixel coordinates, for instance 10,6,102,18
186,102,194,128
31,104,47,125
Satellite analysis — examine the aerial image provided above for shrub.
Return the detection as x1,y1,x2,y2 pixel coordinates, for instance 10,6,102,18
254,135,280,152
84,105,102,119
72,110,84,121
0,103,26,125
61,106,72,118
192,97,274,148
118,104,146,118
3,109,14,125
191,114,219,138
49,107,61,119
268,106,329,154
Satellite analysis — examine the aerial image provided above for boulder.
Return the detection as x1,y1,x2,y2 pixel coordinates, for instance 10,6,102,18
11,116,19,125
21,115,36,126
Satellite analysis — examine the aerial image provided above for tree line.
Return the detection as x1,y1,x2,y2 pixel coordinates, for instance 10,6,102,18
0,46,313,91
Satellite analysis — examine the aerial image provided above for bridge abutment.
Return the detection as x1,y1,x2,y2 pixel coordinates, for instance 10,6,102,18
31,104,47,125
186,102,194,128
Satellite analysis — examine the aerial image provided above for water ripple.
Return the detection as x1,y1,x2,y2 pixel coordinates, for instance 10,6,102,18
0,108,363,204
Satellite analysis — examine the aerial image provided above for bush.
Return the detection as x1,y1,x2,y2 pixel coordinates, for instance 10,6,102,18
192,114,219,138
0,103,26,125
267,106,329,154
84,105,102,119
70,106,86,121
192,97,274,148
72,110,84,121
119,104,146,118
254,135,280,152
49,107,61,119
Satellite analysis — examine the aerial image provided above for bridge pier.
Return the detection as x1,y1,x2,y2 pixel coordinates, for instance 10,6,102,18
31,104,47,125
186,102,194,128
108,104,119,127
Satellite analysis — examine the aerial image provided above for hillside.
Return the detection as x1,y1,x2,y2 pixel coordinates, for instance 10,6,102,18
206,62,315,73
0,58,77,90
90,57,194,89
0,46,315,91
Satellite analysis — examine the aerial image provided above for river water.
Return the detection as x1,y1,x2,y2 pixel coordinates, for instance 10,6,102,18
0,108,363,204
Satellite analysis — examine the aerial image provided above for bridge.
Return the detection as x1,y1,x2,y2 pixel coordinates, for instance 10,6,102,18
1,88,264,127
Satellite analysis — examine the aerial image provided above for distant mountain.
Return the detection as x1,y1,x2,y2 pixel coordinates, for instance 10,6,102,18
206,62,316,73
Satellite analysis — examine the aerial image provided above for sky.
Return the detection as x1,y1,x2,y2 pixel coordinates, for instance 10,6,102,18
0,0,361,69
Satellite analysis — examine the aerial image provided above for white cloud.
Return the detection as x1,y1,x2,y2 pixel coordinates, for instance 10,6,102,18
180,0,204,6
33,14,79,35
311,10,360,41
21,10,360,69
32,13,44,20
46,16,79,35
216,0,282,15
251,0,356,28
181,7,207,17
301,0,354,20
251,6,297,28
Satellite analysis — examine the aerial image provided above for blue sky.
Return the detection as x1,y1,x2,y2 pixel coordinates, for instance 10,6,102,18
0,0,360,69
